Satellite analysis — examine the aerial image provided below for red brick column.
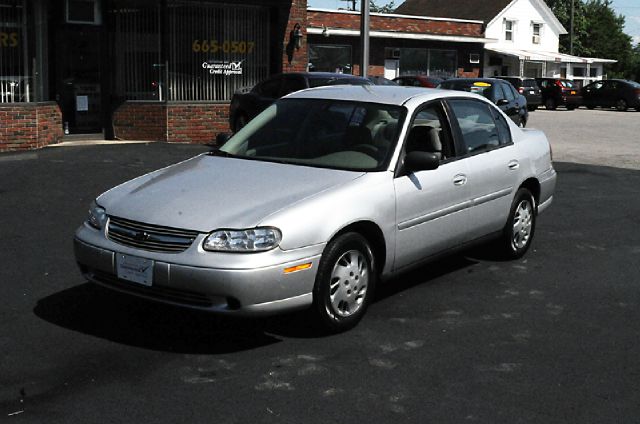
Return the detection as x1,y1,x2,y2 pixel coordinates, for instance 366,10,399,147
282,0,308,72
0,102,63,152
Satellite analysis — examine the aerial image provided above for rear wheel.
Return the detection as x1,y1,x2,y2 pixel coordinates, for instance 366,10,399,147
312,233,376,333
496,188,536,259
545,98,556,110
586,104,596,110
527,105,537,112
566,105,576,110
616,99,628,112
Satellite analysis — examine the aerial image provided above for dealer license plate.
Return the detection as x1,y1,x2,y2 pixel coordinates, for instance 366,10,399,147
116,253,153,286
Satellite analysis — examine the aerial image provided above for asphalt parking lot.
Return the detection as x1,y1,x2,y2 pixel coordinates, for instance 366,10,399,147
1,108,639,423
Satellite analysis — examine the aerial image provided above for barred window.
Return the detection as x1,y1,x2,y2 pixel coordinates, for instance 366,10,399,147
110,1,270,102
167,1,269,102
0,0,30,103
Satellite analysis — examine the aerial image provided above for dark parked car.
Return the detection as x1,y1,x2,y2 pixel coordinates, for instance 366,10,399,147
367,76,399,86
393,75,443,88
581,79,640,112
438,78,529,127
228,72,372,132
496,76,542,111
535,78,581,110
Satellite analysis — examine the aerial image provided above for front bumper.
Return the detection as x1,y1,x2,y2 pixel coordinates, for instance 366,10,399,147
74,225,324,316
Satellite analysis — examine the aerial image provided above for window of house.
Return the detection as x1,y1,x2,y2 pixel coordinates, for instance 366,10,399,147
66,0,102,25
505,20,515,42
399,48,457,78
532,23,541,44
590,67,598,78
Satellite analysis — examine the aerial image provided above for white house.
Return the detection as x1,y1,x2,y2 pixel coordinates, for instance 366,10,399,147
396,0,616,85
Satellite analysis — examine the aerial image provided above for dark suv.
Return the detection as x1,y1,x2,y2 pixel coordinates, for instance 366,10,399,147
438,78,529,127
535,78,581,110
581,79,640,112
496,76,541,111
229,72,372,132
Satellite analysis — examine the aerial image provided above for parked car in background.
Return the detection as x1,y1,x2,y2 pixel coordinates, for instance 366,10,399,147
367,76,399,86
438,78,529,127
581,79,640,112
535,78,581,110
496,76,542,111
393,75,443,88
228,72,372,132
74,86,556,333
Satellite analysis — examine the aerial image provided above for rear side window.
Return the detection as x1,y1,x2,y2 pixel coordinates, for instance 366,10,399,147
448,99,502,154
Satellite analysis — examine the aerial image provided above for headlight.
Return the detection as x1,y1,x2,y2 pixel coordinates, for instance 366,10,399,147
203,227,282,252
87,201,107,230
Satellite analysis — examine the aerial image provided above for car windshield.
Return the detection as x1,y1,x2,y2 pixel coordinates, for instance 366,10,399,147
219,98,406,171
560,80,576,88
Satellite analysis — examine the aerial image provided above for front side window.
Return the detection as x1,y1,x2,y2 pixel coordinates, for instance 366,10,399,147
219,99,406,171
405,104,455,161
448,99,501,154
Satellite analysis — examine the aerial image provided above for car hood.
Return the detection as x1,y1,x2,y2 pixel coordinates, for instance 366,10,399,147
97,154,364,232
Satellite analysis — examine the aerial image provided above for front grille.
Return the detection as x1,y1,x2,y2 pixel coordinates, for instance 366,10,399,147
91,270,215,307
107,216,199,253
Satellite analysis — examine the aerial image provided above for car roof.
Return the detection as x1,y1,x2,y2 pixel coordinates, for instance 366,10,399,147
285,85,482,106
440,78,505,84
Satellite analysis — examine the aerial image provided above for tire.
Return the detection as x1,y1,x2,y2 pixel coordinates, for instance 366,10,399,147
527,105,537,112
586,105,596,110
497,188,536,260
616,99,628,112
636,107,640,112
233,113,248,132
566,105,576,110
312,232,376,333
545,98,556,110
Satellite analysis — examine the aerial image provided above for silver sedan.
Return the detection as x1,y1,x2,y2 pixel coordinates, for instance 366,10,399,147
74,86,556,332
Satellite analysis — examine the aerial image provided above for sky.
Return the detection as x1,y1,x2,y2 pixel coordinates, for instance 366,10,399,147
308,0,640,46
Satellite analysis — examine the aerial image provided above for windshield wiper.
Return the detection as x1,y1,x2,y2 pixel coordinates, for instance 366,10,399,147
207,149,236,158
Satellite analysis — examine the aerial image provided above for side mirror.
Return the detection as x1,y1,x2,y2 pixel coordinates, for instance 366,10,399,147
405,151,440,172
496,98,509,106
215,132,231,147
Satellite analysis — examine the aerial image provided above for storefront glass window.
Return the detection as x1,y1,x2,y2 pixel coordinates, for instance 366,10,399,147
399,48,457,78
399,48,427,76
429,49,457,78
0,0,30,103
308,45,352,74
167,1,269,102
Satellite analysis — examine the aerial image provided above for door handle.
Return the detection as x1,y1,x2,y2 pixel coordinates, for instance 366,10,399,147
453,174,467,186
508,160,520,170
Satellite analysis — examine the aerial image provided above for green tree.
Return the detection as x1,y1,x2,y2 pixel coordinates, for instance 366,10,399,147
544,0,588,55
370,0,397,13
582,0,634,78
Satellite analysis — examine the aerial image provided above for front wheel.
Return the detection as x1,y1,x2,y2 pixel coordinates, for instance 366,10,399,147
496,188,536,259
527,105,538,112
312,233,376,333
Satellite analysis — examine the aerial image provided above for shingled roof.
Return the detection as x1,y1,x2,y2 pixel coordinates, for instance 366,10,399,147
395,0,514,23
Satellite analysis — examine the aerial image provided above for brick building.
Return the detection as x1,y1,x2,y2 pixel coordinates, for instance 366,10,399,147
306,9,493,80
1,0,308,151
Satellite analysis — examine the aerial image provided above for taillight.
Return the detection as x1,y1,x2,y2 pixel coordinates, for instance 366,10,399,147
635,89,640,97
555,80,563,88
518,87,524,94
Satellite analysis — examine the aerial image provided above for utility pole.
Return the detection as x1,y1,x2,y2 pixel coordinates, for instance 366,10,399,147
360,0,370,77
340,0,357,11
570,0,574,55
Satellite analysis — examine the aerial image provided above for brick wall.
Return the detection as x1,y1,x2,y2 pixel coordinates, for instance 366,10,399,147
308,10,484,37
167,104,230,144
112,102,167,141
0,102,63,152
113,101,232,143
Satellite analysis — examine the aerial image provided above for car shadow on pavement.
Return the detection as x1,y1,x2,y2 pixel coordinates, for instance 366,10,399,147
34,283,281,354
